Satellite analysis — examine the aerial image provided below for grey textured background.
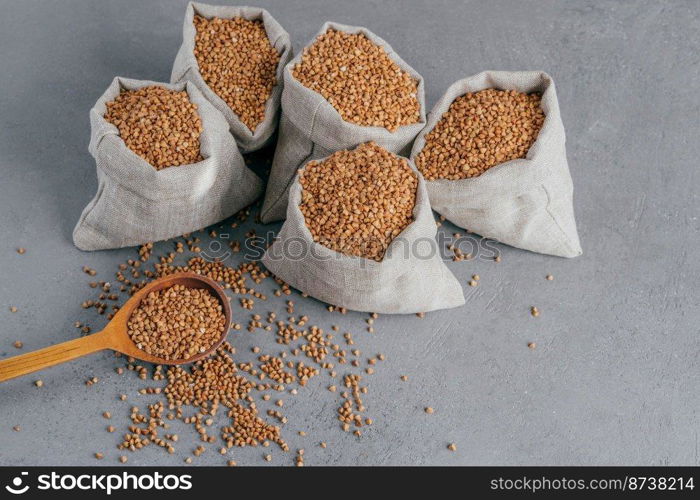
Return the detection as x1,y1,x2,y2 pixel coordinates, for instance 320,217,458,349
0,0,698,466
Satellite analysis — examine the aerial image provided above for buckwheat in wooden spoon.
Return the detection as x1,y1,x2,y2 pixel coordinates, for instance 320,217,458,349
0,273,231,383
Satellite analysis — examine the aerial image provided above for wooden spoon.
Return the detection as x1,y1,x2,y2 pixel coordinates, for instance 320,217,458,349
0,272,232,383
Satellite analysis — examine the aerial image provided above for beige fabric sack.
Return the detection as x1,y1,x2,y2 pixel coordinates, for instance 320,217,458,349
171,2,293,153
410,71,582,258
73,77,262,251
261,151,465,314
260,22,427,223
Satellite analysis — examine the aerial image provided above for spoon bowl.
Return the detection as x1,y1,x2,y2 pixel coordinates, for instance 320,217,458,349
0,272,232,383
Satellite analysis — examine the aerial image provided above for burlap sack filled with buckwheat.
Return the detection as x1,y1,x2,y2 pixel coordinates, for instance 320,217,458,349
171,2,292,153
260,22,427,223
262,146,465,314
73,77,262,251
410,71,582,258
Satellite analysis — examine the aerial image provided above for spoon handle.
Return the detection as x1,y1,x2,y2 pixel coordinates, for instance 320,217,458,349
0,330,113,383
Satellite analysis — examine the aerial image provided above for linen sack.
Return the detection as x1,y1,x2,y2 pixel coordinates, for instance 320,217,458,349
261,152,465,314
171,2,293,153
73,77,263,251
410,71,582,258
260,22,427,223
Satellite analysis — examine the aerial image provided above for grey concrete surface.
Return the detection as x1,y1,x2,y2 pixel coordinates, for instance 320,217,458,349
0,0,698,466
